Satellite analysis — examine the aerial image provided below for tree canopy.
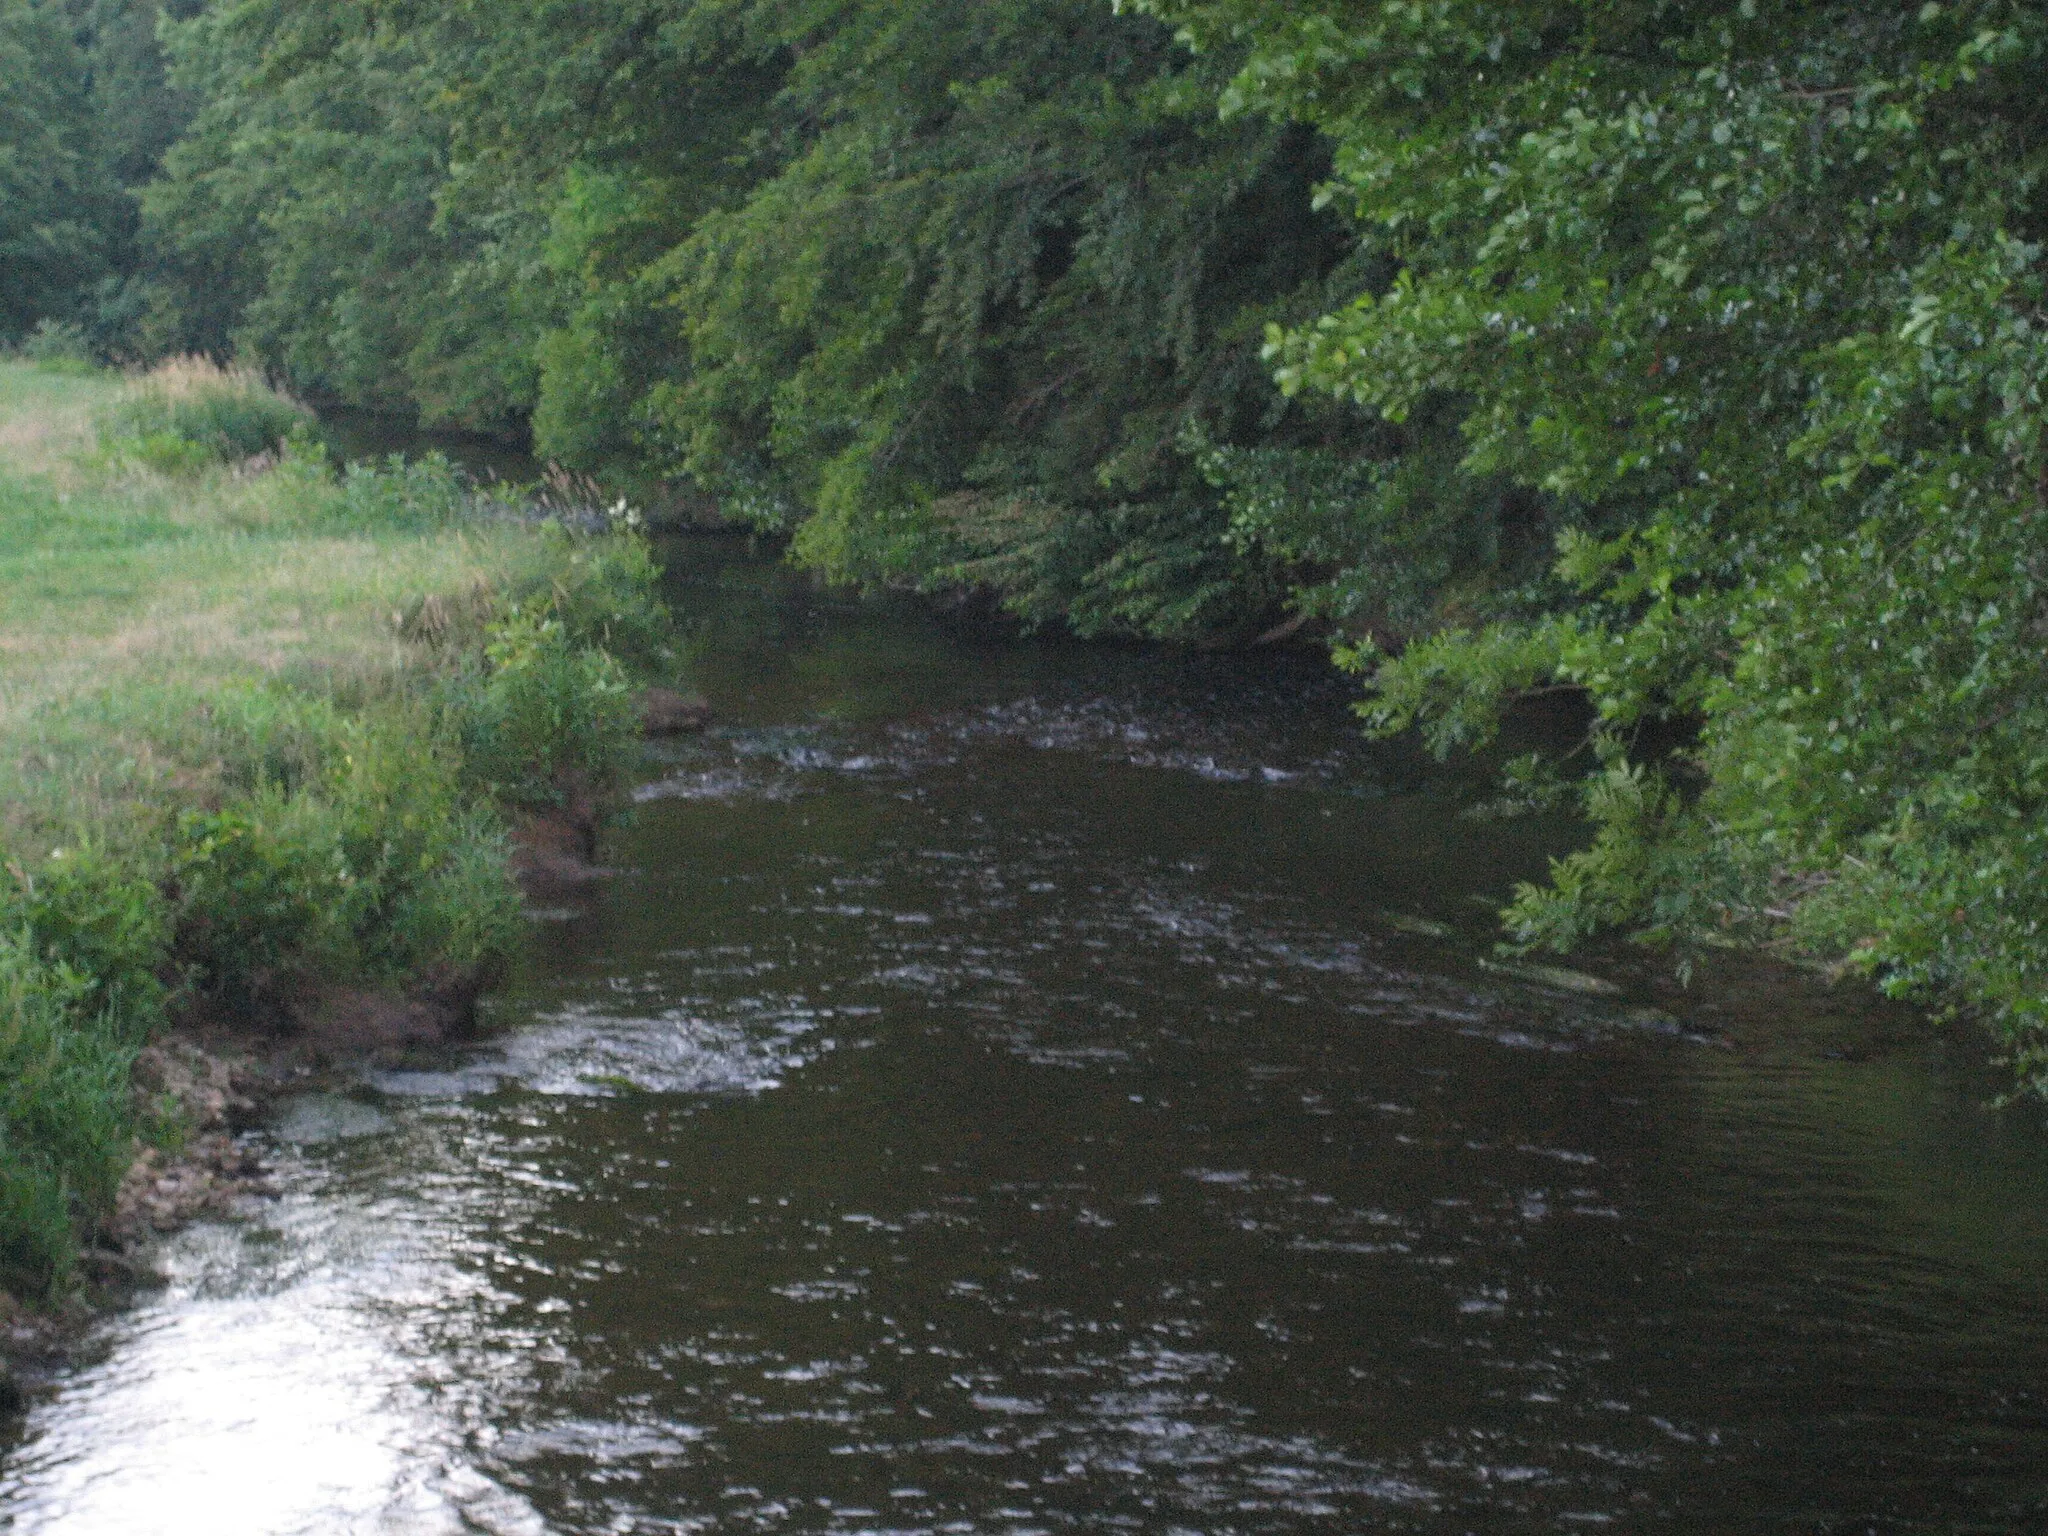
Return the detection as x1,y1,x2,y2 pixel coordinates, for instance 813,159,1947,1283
1142,0,2048,1072
136,0,1512,642
0,1,195,343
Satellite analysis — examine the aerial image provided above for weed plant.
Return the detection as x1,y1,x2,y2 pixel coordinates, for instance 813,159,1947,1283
0,360,673,1299
0,933,141,1291
452,611,638,811
333,453,473,532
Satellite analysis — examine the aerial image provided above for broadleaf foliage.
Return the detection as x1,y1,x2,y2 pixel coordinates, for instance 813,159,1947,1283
1142,0,2048,1079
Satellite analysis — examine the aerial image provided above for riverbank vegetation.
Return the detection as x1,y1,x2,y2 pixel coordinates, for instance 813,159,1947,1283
0,357,666,1297
5,1,2048,1089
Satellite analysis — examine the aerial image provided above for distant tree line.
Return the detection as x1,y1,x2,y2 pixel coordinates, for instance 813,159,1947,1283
1,0,195,342
6,0,2048,1086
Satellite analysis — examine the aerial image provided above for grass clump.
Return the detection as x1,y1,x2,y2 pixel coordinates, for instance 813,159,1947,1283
0,931,147,1291
0,359,674,1300
95,357,316,475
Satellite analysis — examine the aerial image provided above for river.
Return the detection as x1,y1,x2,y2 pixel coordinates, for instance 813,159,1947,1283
3,538,2047,1533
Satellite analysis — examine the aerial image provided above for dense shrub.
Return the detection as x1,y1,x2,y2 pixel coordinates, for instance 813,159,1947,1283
150,665,611,1008
453,610,638,811
7,842,169,1040
171,798,337,1010
313,705,523,977
333,452,473,532
519,525,674,671
97,357,314,471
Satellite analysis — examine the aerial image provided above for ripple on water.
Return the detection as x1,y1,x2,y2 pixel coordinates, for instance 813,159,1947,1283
268,1093,394,1145
0,1196,545,1536
633,688,1374,808
367,999,830,1099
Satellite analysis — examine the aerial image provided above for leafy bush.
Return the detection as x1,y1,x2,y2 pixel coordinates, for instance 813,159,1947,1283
333,452,473,532
7,842,169,1040
519,524,673,669
97,356,314,469
170,799,334,1009
1141,0,2048,1088
163,686,525,1009
377,810,522,977
315,705,521,977
0,667,546,1294
453,609,638,810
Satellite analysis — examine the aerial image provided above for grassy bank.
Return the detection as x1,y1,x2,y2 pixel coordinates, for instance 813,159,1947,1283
0,358,667,1299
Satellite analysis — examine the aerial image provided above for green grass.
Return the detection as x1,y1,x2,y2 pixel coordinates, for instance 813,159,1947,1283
0,358,669,1297
92,358,314,473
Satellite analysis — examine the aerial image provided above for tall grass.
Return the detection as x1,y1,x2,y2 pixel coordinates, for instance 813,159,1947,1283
0,932,143,1289
94,357,316,474
0,360,672,1299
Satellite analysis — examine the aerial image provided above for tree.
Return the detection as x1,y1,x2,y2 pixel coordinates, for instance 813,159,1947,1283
139,0,542,421
145,0,1532,642
1143,0,2048,1083
0,0,112,337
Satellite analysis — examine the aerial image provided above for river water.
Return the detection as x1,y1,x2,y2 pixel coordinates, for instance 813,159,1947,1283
4,540,2048,1534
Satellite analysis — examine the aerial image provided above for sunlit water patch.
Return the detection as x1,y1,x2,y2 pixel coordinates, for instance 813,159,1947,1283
0,1163,546,1535
370,997,831,1100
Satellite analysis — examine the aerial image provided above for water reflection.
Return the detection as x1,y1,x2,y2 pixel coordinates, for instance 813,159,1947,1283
1,1174,545,1535
5,539,2048,1533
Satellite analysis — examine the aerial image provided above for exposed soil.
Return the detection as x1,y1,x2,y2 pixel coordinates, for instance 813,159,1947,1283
639,685,712,736
508,801,610,891
113,1041,270,1238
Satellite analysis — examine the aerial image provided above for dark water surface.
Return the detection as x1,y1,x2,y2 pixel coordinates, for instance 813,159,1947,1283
6,542,2048,1534
314,406,543,486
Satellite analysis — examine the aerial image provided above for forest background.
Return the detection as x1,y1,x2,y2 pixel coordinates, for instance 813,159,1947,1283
6,0,2048,1091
